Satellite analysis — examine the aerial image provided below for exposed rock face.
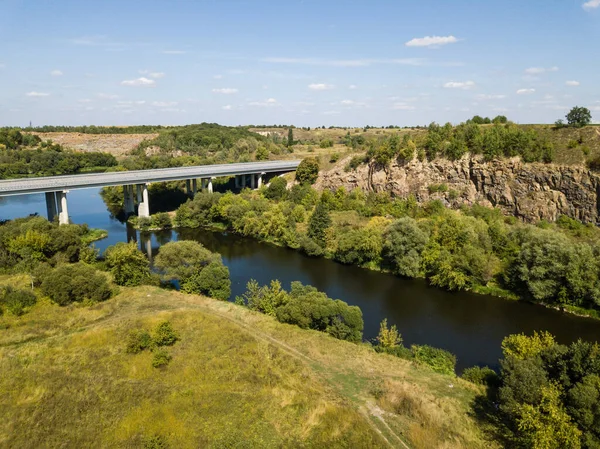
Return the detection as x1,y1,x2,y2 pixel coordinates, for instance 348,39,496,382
315,155,600,224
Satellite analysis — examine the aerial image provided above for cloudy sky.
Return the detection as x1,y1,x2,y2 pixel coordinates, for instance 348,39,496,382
1,0,599,127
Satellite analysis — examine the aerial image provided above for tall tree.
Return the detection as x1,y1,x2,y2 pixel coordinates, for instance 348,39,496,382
307,202,331,247
566,106,592,128
287,128,294,148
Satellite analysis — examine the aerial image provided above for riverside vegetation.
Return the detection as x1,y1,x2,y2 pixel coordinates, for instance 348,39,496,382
1,214,599,447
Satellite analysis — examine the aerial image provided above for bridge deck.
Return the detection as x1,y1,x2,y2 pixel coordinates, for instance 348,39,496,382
0,160,301,196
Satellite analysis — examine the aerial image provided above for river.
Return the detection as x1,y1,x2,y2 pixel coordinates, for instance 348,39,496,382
2,187,600,372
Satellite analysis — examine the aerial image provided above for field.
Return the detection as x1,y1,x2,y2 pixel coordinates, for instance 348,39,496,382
30,132,158,157
0,276,494,449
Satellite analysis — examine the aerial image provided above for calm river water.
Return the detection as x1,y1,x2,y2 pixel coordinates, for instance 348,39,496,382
2,187,600,372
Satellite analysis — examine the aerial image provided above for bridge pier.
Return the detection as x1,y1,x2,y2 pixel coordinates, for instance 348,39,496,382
258,172,264,189
235,175,240,189
123,185,135,215
208,177,214,194
136,184,150,218
45,192,58,222
57,191,69,225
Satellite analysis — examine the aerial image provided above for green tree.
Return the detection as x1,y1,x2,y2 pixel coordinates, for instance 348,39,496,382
264,177,287,200
255,145,269,161
376,319,402,349
40,263,112,305
566,106,592,128
154,240,218,282
295,158,320,185
307,202,332,247
105,241,151,286
181,261,231,300
383,217,429,277
287,128,294,147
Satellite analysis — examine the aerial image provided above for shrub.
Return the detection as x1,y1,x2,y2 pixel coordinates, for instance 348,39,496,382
461,366,499,386
581,145,590,156
296,158,320,185
152,349,172,368
411,345,456,375
143,435,169,449
41,263,112,305
329,153,340,163
586,156,600,171
345,155,368,171
319,138,334,148
137,216,152,231
181,261,231,300
0,287,37,316
567,139,579,149
376,319,403,349
298,235,324,257
264,177,287,200
126,329,153,353
153,321,179,347
428,183,449,194
152,212,172,229
104,241,151,286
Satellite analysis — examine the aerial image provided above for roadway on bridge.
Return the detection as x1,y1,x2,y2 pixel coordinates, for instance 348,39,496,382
0,160,301,196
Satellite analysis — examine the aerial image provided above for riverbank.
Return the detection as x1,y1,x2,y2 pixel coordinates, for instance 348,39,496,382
0,277,495,448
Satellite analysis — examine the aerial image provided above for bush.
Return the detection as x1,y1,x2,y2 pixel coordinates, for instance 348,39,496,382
567,139,579,149
461,366,499,386
41,263,112,305
298,235,324,257
126,329,153,353
104,241,151,286
143,435,169,449
296,158,320,185
329,153,340,163
319,138,334,148
152,212,172,229
181,261,231,300
411,345,456,375
153,321,179,347
0,287,37,316
428,183,449,194
264,177,287,200
137,216,152,231
152,349,172,368
345,155,368,171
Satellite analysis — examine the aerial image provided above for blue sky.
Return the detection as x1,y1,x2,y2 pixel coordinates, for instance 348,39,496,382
1,0,599,127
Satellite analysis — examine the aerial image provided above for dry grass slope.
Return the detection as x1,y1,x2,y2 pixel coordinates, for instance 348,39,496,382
0,280,496,448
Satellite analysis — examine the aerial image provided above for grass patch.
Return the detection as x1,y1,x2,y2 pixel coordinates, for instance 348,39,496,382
0,280,497,448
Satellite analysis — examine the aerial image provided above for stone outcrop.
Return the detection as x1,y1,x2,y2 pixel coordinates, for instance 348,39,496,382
315,155,600,224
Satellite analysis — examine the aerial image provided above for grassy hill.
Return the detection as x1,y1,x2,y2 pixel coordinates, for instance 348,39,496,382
0,276,494,449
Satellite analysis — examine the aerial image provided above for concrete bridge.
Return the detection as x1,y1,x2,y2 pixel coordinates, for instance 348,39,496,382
0,160,301,224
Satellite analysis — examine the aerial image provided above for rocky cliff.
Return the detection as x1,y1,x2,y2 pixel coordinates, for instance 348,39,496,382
315,155,600,224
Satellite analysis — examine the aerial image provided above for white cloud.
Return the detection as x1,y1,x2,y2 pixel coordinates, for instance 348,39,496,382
120,77,156,87
583,0,600,9
139,70,165,79
524,66,559,75
97,93,119,99
516,88,536,95
262,57,425,67
476,94,506,100
213,74,223,79
392,102,416,110
162,50,186,54
340,100,355,105
566,80,580,86
248,98,278,107
78,98,92,103
444,80,476,90
222,105,232,110
25,91,50,97
152,101,178,107
322,110,340,115
405,35,458,47
308,83,335,91
348,84,358,90
212,88,238,94
50,69,63,76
